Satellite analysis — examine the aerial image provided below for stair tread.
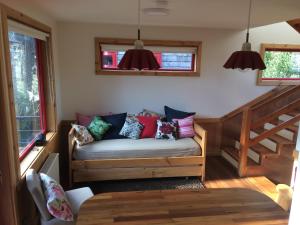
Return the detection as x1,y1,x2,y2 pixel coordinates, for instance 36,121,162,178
270,120,299,132
250,144,278,156
252,129,294,145
223,147,258,166
268,133,294,145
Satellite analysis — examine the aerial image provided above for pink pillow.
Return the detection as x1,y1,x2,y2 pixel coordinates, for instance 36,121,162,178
76,112,113,127
76,113,93,127
172,115,195,138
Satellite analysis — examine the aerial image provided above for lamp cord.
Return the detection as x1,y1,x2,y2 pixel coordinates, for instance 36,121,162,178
246,0,252,43
138,0,141,40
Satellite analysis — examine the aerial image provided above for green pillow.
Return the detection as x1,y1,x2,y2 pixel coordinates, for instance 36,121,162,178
87,116,111,141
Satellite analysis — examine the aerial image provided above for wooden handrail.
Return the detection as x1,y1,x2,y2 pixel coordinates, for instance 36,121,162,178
251,85,300,112
222,86,291,121
251,98,300,129
249,114,300,147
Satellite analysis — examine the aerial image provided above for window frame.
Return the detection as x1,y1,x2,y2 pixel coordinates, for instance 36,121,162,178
257,43,300,86
95,38,202,77
1,5,57,166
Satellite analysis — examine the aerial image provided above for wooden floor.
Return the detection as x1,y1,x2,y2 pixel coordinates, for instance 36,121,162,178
205,156,278,200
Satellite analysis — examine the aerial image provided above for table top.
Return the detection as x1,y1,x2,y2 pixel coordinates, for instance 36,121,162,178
77,188,289,225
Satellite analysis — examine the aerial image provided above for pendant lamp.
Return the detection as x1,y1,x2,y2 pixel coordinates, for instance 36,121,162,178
118,0,160,70
223,0,266,70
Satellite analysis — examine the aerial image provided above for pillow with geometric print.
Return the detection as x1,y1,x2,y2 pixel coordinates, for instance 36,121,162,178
72,124,94,146
40,173,74,221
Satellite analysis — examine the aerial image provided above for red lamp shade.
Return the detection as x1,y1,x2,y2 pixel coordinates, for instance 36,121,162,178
223,50,266,70
118,49,160,70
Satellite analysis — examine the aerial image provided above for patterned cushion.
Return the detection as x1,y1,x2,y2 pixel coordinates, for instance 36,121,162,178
173,115,195,138
119,117,144,139
138,109,164,118
87,116,112,141
40,173,74,221
155,120,179,140
72,124,94,146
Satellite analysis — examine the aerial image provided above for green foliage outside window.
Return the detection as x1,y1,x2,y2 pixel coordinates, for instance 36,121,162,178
262,51,300,79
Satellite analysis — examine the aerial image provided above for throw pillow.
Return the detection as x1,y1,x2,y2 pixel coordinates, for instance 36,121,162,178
40,173,74,221
137,116,159,138
138,109,164,118
102,113,127,140
164,105,195,122
87,116,112,141
119,117,144,139
155,120,178,140
76,113,93,127
72,124,94,146
76,112,113,126
173,115,195,138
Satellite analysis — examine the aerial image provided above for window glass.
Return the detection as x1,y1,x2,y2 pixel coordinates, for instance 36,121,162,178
262,50,300,80
9,31,43,157
102,50,194,71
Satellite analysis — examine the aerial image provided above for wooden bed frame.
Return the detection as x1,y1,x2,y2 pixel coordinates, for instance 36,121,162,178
68,123,207,186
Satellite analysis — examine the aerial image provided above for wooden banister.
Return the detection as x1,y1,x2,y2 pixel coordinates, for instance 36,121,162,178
222,86,291,121
251,85,300,112
251,98,300,130
250,114,300,147
238,107,252,177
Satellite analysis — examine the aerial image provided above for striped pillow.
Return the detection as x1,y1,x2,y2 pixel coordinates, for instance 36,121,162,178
172,115,195,138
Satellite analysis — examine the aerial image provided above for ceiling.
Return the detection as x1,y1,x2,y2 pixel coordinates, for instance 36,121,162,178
6,0,300,29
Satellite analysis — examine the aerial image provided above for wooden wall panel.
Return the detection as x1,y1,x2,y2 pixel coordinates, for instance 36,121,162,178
195,118,222,156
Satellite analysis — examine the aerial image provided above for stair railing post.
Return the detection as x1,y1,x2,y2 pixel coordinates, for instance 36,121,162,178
239,107,252,177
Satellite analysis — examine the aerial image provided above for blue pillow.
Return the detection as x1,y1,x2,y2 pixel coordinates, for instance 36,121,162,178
101,113,127,140
164,106,195,122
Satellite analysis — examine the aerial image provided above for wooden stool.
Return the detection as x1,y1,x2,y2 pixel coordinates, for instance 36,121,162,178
276,184,293,211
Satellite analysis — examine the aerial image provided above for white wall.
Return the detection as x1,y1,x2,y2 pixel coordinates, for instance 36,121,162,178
58,21,300,119
0,0,62,122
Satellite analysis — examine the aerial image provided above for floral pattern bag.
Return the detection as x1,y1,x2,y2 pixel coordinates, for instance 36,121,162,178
40,173,74,221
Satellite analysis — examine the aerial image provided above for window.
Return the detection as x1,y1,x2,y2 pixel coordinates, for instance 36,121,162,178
8,22,48,160
95,38,202,76
257,44,300,85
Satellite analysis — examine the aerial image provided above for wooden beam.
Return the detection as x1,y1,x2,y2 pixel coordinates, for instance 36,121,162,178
238,108,252,177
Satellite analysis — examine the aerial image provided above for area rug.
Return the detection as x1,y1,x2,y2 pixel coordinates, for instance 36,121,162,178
76,177,205,194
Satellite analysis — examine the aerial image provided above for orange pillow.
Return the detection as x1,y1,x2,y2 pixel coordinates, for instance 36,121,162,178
137,116,159,138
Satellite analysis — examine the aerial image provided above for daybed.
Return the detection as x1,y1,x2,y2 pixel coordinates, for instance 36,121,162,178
68,123,207,185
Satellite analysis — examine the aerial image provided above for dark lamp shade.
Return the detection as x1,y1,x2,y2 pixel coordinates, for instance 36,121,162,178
118,49,160,70
223,50,266,70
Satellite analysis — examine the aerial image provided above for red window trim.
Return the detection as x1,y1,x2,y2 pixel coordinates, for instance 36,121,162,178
19,39,47,161
261,78,300,81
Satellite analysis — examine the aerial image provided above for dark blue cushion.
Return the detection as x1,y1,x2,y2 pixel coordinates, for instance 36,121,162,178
164,106,195,122
101,113,127,140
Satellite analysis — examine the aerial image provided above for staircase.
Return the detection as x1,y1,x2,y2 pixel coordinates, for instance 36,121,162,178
220,86,300,184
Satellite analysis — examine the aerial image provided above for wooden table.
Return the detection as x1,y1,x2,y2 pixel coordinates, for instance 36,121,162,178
77,188,289,225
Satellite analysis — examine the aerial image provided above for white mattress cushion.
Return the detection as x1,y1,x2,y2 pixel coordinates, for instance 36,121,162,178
73,138,200,160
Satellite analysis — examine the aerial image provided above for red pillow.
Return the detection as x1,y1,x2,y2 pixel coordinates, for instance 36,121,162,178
137,116,159,138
